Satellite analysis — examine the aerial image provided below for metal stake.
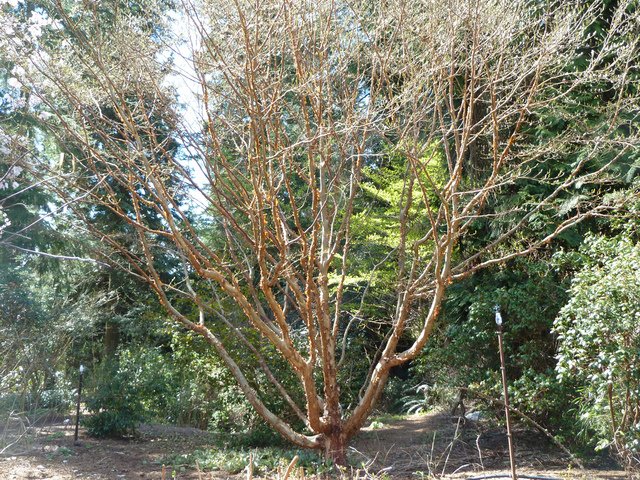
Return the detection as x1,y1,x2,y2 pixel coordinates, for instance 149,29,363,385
74,364,86,445
495,306,517,480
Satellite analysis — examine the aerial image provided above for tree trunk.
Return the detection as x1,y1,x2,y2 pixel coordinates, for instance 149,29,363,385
104,321,119,357
323,430,347,466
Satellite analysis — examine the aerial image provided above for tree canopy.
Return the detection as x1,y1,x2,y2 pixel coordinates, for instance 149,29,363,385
1,0,639,464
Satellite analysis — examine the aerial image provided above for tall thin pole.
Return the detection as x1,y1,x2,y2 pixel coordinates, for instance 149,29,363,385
495,306,517,480
75,365,86,445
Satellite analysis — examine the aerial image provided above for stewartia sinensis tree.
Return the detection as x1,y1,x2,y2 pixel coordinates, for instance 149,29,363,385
5,0,639,463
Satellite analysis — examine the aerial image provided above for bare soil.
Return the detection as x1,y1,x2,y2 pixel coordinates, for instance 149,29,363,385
0,411,628,479
350,412,627,479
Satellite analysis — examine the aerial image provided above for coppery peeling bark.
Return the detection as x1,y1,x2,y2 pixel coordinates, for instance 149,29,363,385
13,0,639,464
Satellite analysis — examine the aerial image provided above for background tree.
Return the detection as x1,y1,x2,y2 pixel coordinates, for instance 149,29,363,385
0,0,187,435
409,0,640,444
6,0,639,463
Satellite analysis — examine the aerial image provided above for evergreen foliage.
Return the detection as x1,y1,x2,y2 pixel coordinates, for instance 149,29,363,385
414,257,574,426
555,233,640,472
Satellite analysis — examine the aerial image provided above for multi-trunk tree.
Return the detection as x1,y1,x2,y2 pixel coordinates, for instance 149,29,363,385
4,0,639,463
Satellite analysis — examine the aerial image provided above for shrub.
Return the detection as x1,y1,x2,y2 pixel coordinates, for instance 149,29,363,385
82,359,147,437
554,234,640,472
413,258,575,429
81,330,277,437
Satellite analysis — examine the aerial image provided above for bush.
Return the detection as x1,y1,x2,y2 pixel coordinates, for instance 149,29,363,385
413,258,577,429
82,359,148,437
81,330,272,437
81,341,214,436
554,234,640,472
0,266,73,418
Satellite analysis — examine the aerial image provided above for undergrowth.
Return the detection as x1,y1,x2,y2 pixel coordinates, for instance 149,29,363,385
160,446,333,476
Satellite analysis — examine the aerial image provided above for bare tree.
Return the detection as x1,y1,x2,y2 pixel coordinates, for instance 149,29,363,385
8,0,639,463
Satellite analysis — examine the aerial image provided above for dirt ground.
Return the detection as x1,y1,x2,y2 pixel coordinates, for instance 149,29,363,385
349,413,627,479
0,411,629,479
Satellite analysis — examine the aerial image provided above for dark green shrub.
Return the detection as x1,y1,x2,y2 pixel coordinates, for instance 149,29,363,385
413,258,576,429
554,234,640,472
81,329,269,437
82,360,147,437
221,423,289,449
